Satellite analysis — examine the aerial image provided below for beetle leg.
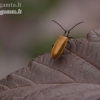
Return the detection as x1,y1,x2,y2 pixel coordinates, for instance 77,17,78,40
60,48,71,58
68,37,83,43
68,37,74,39
67,41,71,49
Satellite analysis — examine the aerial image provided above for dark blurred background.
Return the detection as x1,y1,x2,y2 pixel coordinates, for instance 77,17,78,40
0,0,100,79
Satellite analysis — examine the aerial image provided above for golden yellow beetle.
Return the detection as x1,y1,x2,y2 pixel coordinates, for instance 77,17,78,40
51,20,84,59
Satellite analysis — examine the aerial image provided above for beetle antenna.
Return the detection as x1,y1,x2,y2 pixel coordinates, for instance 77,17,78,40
66,21,84,37
52,20,67,35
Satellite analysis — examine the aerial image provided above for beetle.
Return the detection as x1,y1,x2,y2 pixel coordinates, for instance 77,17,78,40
51,20,84,59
